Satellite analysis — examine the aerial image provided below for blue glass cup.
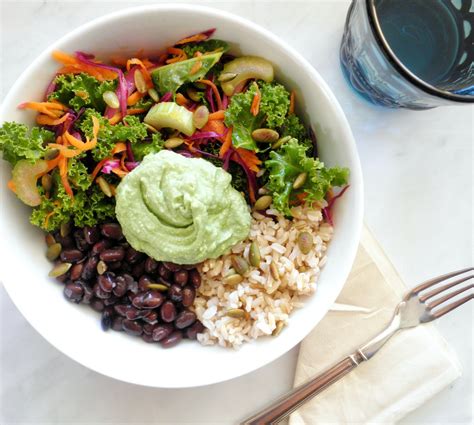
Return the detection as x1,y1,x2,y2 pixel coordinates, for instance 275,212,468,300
340,0,474,109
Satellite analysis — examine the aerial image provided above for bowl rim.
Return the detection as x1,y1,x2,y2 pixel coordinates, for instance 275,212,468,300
0,3,364,388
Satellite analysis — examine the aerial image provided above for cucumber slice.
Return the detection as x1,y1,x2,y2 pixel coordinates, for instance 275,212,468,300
12,159,48,206
144,102,195,136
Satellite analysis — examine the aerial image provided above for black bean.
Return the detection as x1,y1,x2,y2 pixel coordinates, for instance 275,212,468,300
138,275,153,291
90,298,105,312
81,256,99,281
185,321,205,339
189,269,201,288
122,319,142,336
82,283,94,304
181,286,196,307
63,282,84,303
98,271,116,293
132,291,164,309
123,273,138,293
144,257,158,274
175,310,196,329
69,263,84,281
160,301,177,323
131,261,146,278
143,323,155,335
93,283,111,299
152,323,174,341
55,273,68,283
142,333,155,343
107,261,122,271
125,307,150,320
125,247,144,264
160,330,183,348
113,275,128,297
169,284,183,303
101,308,113,331
55,234,75,249
91,239,112,256
101,223,123,240
60,249,84,263
163,262,181,272
174,270,189,286
158,263,172,280
142,310,159,324
74,229,89,252
114,304,129,317
111,316,124,331
100,247,125,263
104,295,120,306
83,225,100,245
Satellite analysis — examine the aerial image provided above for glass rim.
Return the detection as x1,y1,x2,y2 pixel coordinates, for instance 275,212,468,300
366,0,474,103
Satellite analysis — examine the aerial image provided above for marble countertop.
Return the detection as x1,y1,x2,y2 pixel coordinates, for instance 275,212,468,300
1,0,472,423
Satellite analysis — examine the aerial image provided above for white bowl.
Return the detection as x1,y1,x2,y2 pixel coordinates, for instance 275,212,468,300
0,4,363,388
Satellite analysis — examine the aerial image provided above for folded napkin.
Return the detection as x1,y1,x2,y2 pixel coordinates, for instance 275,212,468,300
290,226,462,424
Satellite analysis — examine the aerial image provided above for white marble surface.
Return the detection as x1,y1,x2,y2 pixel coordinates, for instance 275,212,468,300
0,0,472,423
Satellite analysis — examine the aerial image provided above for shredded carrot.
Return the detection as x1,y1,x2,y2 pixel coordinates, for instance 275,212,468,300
202,119,226,141
58,156,74,199
111,56,128,67
19,101,67,118
208,110,225,120
7,180,16,193
43,157,61,174
111,142,127,154
53,50,119,80
197,79,223,111
120,151,127,171
141,58,155,68
250,83,261,116
63,116,99,151
127,108,146,115
36,113,70,126
109,111,122,125
219,128,233,157
236,148,261,172
289,90,295,115
52,50,77,65
126,58,153,87
175,32,210,45
175,93,190,107
91,158,110,181
166,47,188,64
127,90,146,106
189,60,202,75
47,143,82,158
194,51,203,58
44,209,57,227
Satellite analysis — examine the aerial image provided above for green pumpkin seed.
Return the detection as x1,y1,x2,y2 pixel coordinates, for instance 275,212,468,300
218,72,237,83
297,231,313,254
193,105,209,129
60,221,71,237
272,321,285,336
134,70,147,93
45,233,56,246
41,174,53,192
272,135,291,150
97,176,113,197
223,274,244,286
249,241,261,267
48,262,71,277
148,88,160,102
270,262,280,280
226,308,246,318
186,87,201,102
102,90,120,109
231,255,249,275
44,148,60,161
254,195,273,211
164,137,185,149
147,283,170,292
144,123,158,133
293,172,307,189
96,260,108,275
46,243,62,261
251,128,279,143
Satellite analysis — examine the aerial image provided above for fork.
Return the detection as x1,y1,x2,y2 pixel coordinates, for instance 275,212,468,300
242,267,473,425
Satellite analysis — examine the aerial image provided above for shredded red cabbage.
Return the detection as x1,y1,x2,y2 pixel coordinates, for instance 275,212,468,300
222,94,229,110
176,150,194,158
222,148,233,171
322,185,350,226
126,141,135,162
231,150,258,199
187,131,225,141
125,161,139,171
160,92,173,102
190,148,220,159
44,76,58,100
75,51,127,118
206,85,216,112
102,159,120,174
177,28,216,44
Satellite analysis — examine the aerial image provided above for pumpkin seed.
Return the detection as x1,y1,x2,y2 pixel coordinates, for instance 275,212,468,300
164,137,184,149
97,176,113,197
193,105,209,129
41,174,53,192
270,262,280,280
60,221,71,237
231,255,249,275
148,88,159,102
147,283,169,292
96,260,108,275
48,262,71,277
254,195,273,211
44,148,60,160
218,72,237,83
186,87,201,102
293,172,307,189
251,128,279,143
297,231,313,254
134,70,147,93
223,274,244,286
272,135,291,150
249,241,261,267
272,321,285,336
46,243,62,261
102,90,120,109
226,308,246,318
144,123,158,133
45,233,56,246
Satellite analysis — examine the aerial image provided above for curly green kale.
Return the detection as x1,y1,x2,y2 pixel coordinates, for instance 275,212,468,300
259,82,290,128
49,73,117,112
132,132,165,161
181,39,229,57
0,122,53,166
265,138,349,215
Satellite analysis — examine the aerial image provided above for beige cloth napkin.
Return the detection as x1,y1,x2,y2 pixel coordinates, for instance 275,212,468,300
290,226,462,424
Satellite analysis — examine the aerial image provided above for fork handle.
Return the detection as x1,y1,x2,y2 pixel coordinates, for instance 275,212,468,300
241,353,365,424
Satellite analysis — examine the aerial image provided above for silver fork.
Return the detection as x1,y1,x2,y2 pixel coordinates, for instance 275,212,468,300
242,267,473,425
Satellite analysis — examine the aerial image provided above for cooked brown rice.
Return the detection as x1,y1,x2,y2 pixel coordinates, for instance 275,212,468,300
194,204,333,348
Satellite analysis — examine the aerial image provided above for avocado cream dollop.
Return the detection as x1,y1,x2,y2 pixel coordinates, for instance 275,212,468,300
115,150,251,264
